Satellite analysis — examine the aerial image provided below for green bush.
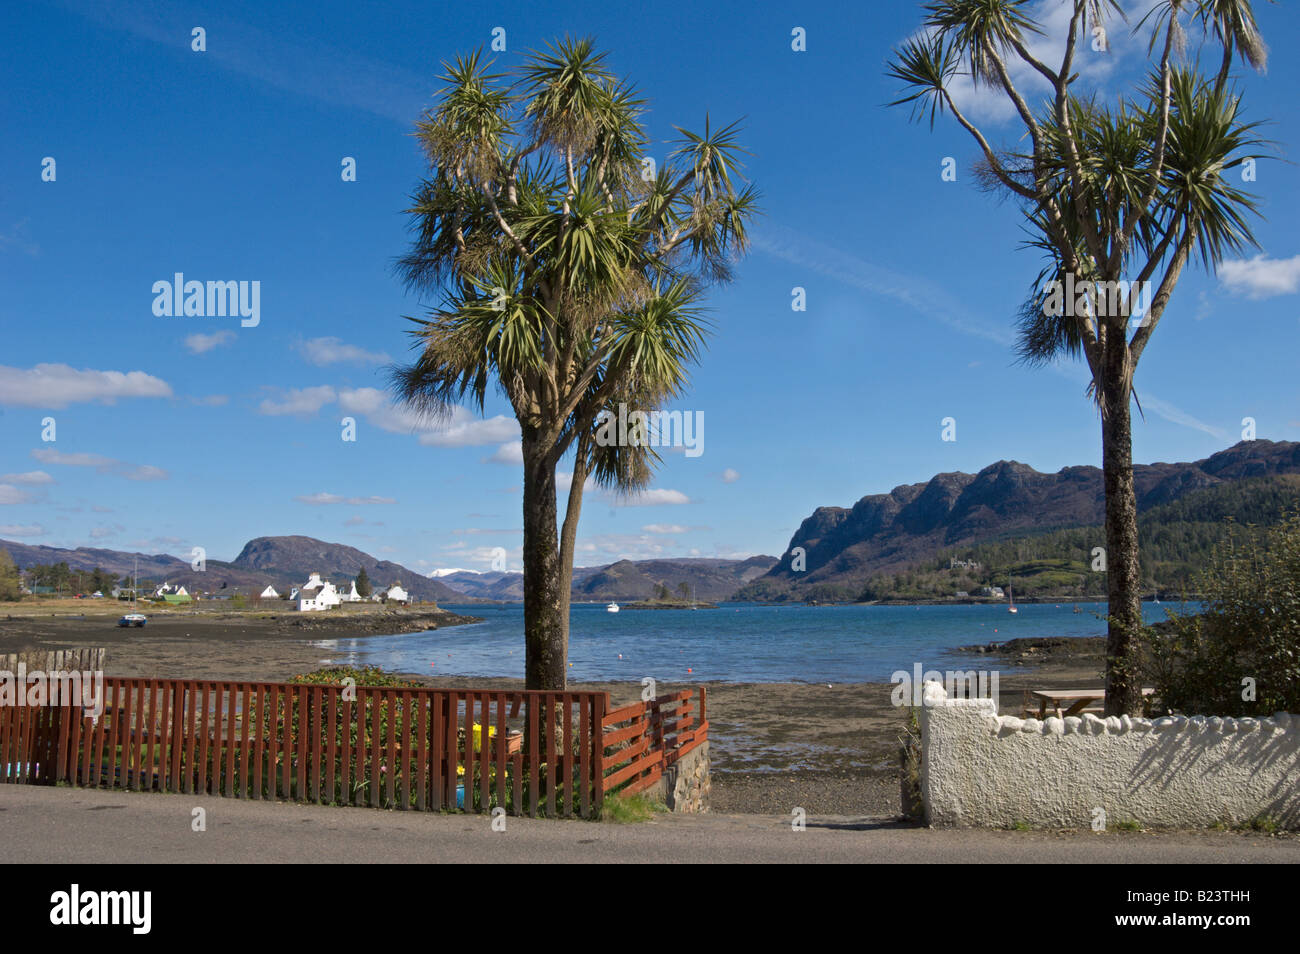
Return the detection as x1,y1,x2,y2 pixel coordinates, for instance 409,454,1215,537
1145,512,1300,716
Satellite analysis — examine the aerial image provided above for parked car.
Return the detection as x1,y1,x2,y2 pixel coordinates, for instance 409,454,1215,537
118,613,147,628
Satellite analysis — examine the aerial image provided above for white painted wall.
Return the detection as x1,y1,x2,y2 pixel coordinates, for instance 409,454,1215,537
919,682,1300,830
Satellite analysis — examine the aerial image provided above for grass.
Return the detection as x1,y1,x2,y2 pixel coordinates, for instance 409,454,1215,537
600,792,665,823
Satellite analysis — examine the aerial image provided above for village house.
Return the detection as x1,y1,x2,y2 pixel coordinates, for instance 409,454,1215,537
296,572,342,612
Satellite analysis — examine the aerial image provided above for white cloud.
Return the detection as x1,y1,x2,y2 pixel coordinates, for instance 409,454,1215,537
642,524,690,534
296,336,390,367
721,468,740,484
1219,255,1300,300
296,492,397,506
337,388,520,446
0,524,45,537
609,488,691,507
258,385,337,416
417,410,519,447
344,515,366,526
486,442,523,464
0,486,32,509
0,363,172,408
184,331,236,354
31,448,168,481
1,471,54,486
190,394,230,406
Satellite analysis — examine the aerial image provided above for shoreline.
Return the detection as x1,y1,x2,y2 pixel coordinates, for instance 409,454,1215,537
0,609,1106,816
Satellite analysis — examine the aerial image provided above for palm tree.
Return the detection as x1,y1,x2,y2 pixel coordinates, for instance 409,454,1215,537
391,39,758,689
887,0,1271,714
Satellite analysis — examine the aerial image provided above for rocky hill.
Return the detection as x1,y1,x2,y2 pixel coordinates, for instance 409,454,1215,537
436,555,777,602
739,440,1300,599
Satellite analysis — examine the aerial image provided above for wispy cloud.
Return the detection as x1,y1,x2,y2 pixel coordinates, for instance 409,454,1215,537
184,331,235,354
1140,395,1229,442
0,364,172,408
296,337,390,367
56,0,429,124
296,492,396,506
258,385,337,416
1,471,54,486
0,486,33,505
753,224,1013,347
0,524,45,537
31,448,168,481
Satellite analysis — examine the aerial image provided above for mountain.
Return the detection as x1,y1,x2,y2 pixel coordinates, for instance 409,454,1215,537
1,535,466,602
437,556,778,602
739,440,1300,600
230,536,465,602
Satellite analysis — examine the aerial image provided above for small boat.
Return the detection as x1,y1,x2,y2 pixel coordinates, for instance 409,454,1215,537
1008,586,1018,614
606,602,620,613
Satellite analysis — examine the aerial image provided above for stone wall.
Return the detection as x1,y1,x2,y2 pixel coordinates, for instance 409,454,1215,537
661,741,710,813
919,682,1300,829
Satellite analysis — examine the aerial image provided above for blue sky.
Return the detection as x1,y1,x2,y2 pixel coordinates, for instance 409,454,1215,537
2,0,1298,574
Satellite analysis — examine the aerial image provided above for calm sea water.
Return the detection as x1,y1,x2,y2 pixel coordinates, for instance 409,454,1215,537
311,600,1188,684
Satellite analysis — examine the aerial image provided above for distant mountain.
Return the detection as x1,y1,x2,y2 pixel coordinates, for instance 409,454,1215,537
738,440,1300,600
437,556,778,602
230,536,465,602
0,535,466,602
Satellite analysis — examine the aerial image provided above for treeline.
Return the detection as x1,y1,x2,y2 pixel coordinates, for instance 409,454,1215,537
20,561,123,595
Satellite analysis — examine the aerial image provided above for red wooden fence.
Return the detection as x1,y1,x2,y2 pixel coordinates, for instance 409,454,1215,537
2,677,710,817
601,686,708,797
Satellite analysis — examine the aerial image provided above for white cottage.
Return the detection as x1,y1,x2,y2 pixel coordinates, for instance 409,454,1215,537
260,585,280,599
385,583,410,605
296,572,342,612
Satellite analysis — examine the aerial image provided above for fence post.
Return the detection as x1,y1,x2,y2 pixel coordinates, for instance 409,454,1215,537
592,693,606,817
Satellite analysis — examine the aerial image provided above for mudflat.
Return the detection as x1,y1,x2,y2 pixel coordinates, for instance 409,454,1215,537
0,604,1107,817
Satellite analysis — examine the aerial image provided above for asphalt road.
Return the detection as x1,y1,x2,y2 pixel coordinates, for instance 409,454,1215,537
3,785,1297,863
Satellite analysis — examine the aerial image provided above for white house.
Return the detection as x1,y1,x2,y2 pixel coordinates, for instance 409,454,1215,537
385,583,410,605
154,583,189,598
260,585,280,599
339,580,362,603
296,572,342,612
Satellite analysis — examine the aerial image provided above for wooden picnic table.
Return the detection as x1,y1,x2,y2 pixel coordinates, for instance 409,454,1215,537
1026,688,1155,720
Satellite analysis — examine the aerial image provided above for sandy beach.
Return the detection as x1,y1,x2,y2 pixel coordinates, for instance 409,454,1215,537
0,604,1108,817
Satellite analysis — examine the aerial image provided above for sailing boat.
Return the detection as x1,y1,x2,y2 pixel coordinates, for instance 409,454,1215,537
1007,585,1018,614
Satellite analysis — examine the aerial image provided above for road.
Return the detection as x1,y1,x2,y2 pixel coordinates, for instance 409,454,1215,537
3,785,1297,863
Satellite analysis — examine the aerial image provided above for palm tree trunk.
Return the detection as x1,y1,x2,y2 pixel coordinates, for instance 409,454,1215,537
557,432,592,659
521,438,567,690
1100,348,1144,717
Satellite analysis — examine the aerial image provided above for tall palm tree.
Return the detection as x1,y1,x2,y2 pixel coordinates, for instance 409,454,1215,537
888,0,1270,714
391,39,758,689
